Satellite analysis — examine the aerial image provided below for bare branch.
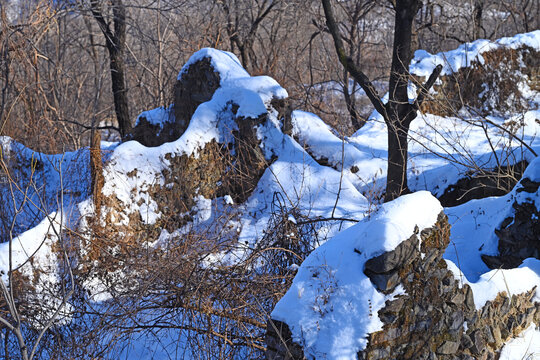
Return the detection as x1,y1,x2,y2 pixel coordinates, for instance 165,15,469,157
321,0,386,118
413,64,443,109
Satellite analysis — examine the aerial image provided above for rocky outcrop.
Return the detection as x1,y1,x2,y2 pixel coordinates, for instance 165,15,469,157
483,175,540,269
173,57,221,133
266,213,540,359
151,109,269,228
419,46,539,117
438,161,528,207
132,57,221,147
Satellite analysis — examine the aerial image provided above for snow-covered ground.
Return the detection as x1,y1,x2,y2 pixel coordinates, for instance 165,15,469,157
0,31,539,359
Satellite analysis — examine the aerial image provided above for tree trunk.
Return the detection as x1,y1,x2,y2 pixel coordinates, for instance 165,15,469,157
384,0,420,202
108,46,131,139
322,0,440,203
90,0,131,140
472,0,484,39
385,120,410,201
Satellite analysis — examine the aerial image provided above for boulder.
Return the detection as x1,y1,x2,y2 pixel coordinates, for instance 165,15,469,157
132,56,221,147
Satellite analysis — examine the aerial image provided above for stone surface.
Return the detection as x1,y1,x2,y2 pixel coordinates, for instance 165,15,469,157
173,57,221,134
132,57,221,147
483,177,540,269
267,211,540,360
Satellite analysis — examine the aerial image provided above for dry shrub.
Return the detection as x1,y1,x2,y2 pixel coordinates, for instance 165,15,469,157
420,46,539,117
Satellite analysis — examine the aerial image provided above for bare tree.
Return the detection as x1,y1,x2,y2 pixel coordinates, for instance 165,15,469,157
322,0,442,201
88,0,131,140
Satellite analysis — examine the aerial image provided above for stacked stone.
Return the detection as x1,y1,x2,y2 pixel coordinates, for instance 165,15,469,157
266,212,540,359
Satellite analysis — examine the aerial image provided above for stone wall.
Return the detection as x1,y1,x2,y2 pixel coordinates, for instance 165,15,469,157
266,213,540,359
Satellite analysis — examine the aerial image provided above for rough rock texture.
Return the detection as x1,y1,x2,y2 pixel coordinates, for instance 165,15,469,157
132,57,221,147
419,46,539,117
266,213,540,359
151,110,269,229
266,319,306,360
173,57,221,131
483,176,540,269
438,161,528,207
271,97,294,136
85,103,271,275
130,109,176,147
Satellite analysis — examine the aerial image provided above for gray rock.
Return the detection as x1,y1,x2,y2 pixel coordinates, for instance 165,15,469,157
437,341,460,355
366,271,401,293
470,330,486,355
364,234,419,274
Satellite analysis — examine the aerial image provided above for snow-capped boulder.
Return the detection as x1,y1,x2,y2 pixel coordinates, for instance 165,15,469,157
132,50,228,147
267,191,540,360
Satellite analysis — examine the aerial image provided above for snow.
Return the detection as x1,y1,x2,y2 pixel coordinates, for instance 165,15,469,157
0,136,91,235
177,48,249,82
499,323,540,360
0,212,63,282
1,31,540,359
218,130,370,264
410,30,540,77
272,192,442,359
134,105,173,130
445,259,540,310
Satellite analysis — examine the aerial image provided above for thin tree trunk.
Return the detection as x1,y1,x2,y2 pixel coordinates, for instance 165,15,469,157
108,47,131,139
322,0,441,202
386,121,410,200
473,0,484,39
384,0,420,202
90,0,131,140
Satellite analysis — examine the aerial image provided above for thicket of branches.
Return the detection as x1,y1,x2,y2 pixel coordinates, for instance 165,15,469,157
0,0,538,358
1,0,537,150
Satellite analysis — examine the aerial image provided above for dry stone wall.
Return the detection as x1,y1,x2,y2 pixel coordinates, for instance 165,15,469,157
266,213,540,359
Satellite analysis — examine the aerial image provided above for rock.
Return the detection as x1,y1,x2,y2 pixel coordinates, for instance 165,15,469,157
173,57,221,135
449,292,465,306
461,333,473,349
132,57,221,147
437,341,459,355
267,210,540,360
266,319,305,360
364,235,419,274
448,311,464,332
470,330,486,355
364,234,419,293
483,325,495,344
483,175,540,269
516,178,540,193
491,326,502,346
464,286,476,313
366,271,401,293
437,161,527,207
